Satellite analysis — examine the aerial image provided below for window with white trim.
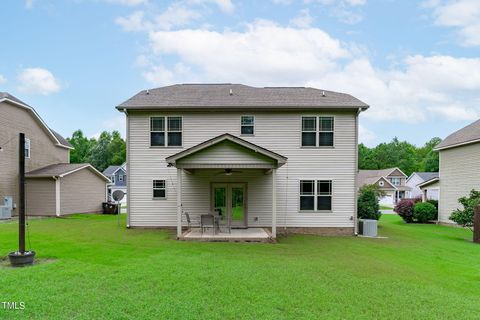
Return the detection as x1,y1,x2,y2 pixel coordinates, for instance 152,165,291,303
241,116,254,135
390,177,401,186
119,175,124,182
25,138,31,159
150,116,182,147
301,116,334,147
153,180,166,199
300,180,332,211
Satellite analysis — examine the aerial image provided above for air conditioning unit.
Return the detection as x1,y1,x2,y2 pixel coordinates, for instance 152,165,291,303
0,197,13,220
359,219,378,237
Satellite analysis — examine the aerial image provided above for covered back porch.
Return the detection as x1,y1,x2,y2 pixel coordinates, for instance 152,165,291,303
166,133,287,241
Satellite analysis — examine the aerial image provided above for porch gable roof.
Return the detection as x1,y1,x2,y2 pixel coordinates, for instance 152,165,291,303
166,133,287,169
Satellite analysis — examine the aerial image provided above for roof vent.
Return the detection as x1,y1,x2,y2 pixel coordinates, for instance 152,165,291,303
146,89,150,95
322,91,326,97
229,89,233,96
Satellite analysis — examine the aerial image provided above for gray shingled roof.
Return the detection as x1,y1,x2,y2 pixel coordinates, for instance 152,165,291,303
415,172,439,181
103,165,121,176
117,84,369,110
1,92,72,149
357,169,397,188
435,119,480,150
26,163,110,181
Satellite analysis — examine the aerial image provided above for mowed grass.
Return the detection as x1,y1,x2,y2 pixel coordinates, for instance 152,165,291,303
0,214,479,319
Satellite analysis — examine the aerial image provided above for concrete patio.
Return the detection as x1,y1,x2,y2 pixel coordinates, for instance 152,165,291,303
180,228,273,242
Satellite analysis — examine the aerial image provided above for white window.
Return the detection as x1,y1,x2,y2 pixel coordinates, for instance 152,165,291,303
119,175,124,182
301,116,334,147
150,117,182,147
153,180,166,199
241,116,254,135
299,180,332,211
111,175,115,183
390,177,401,186
25,138,31,159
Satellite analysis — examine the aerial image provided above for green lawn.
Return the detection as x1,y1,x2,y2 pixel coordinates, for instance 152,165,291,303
1,214,479,319
380,205,393,210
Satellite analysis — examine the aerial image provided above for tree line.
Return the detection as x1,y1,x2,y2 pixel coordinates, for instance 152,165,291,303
66,130,441,177
67,130,126,172
359,137,441,177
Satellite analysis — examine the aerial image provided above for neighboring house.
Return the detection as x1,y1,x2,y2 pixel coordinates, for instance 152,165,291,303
357,168,411,207
433,119,480,224
117,84,369,239
406,172,439,200
103,163,127,204
0,92,108,217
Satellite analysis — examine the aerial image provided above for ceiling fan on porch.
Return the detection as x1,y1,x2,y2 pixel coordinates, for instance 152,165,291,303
215,168,243,176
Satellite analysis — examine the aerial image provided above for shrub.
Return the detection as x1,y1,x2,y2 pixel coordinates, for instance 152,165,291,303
450,190,480,231
394,199,416,223
426,199,438,210
357,185,383,220
413,202,437,223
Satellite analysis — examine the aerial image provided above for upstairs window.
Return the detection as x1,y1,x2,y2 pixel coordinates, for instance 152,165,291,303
390,177,401,186
153,180,166,199
25,138,31,159
301,117,317,146
300,180,333,211
150,117,182,147
241,116,255,135
119,175,124,182
319,117,334,147
301,116,334,147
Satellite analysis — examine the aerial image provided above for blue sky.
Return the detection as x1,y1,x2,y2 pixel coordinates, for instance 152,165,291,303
1,0,479,146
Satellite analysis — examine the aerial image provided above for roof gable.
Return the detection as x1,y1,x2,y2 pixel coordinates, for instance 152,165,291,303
26,163,110,181
0,93,72,149
435,119,480,150
166,134,287,169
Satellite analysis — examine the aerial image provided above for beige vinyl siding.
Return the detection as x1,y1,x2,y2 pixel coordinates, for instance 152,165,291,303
25,178,56,216
60,169,106,214
438,143,480,223
128,110,357,228
0,101,69,215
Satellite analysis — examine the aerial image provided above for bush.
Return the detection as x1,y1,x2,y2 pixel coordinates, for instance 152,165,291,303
426,199,438,210
413,202,437,223
394,199,416,223
450,189,480,231
357,185,382,220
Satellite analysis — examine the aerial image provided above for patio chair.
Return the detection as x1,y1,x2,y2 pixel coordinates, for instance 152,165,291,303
214,209,231,234
184,212,192,230
201,214,215,235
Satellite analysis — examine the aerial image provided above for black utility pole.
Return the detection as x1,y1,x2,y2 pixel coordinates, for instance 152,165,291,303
8,132,35,266
19,133,26,253
474,205,480,244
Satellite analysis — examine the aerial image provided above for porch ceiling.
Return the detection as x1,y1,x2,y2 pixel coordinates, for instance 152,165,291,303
166,133,287,169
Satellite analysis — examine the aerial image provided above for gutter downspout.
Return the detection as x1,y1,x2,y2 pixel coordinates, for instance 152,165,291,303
123,108,131,228
53,176,61,217
354,108,361,236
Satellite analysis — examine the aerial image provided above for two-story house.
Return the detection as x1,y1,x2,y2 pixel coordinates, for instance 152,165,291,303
117,84,369,239
103,163,127,203
0,92,109,217
358,168,410,206
406,172,439,200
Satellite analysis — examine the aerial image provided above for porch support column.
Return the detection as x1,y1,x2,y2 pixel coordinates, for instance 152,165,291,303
272,168,277,238
177,168,182,238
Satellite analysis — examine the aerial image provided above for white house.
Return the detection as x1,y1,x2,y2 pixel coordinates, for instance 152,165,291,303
406,172,439,200
117,84,369,239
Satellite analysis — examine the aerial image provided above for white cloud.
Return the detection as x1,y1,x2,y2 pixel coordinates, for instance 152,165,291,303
25,0,35,9
17,68,62,95
290,9,313,28
0,74,6,84
105,0,147,6
155,4,201,30
426,0,480,46
138,20,480,126
359,124,376,146
189,0,234,13
102,115,126,137
115,11,151,32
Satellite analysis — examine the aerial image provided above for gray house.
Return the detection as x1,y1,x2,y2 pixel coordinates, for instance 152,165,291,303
103,163,127,203
0,92,109,217
357,168,410,206
117,84,369,239
434,119,480,224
